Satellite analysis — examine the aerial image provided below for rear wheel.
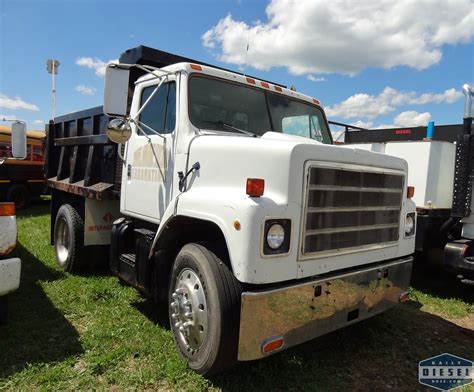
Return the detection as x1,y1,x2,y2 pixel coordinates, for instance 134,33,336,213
6,184,30,209
168,243,242,375
54,204,85,273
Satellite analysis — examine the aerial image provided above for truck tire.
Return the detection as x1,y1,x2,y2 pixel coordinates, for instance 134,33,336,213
54,204,85,273
0,296,8,324
6,184,30,209
168,243,242,375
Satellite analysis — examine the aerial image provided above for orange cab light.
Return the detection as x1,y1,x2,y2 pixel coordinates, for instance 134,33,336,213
190,64,202,71
261,82,269,88
246,77,256,84
274,86,282,92
246,178,265,197
313,98,320,105
0,202,15,217
262,337,284,354
407,186,415,198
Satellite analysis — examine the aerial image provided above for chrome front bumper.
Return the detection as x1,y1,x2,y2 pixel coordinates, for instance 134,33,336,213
237,256,413,361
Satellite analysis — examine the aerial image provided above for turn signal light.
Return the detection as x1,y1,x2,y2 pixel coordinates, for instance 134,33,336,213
246,178,265,197
262,337,284,354
407,186,415,198
0,202,15,217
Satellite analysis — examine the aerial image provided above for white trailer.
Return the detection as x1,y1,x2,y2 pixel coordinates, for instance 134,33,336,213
45,46,416,374
338,84,474,283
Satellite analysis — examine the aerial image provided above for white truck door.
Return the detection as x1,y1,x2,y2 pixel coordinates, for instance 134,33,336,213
123,78,177,223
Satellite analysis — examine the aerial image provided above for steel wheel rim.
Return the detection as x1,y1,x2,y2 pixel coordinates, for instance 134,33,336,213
170,268,208,351
56,217,70,266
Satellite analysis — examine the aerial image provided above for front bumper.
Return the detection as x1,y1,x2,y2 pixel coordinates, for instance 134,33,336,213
0,257,21,296
237,256,413,361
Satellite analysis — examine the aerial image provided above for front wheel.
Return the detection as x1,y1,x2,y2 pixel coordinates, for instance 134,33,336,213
169,243,242,375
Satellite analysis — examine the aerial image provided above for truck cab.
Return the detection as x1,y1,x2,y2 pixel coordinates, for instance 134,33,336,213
46,46,416,375
0,120,27,323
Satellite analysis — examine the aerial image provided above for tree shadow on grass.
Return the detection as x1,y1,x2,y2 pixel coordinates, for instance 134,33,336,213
0,243,83,380
208,301,473,392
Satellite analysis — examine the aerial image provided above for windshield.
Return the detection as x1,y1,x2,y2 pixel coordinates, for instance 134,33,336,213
188,76,332,144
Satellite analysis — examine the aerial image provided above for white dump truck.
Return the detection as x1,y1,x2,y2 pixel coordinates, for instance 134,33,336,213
340,85,474,284
0,120,27,323
45,46,415,374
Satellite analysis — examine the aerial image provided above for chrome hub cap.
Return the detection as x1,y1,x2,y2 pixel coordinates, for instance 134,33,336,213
56,217,70,266
170,268,208,351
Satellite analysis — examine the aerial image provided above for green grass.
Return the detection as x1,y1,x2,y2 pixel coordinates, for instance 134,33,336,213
1,199,473,391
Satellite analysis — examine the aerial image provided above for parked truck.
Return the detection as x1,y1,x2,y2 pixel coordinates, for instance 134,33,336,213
0,125,45,208
0,120,27,323
339,85,474,283
45,46,416,374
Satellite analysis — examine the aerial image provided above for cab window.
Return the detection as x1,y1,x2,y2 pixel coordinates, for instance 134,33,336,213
138,82,176,135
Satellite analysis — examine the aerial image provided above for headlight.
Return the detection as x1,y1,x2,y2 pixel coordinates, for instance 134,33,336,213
263,219,291,255
405,213,416,237
267,224,285,250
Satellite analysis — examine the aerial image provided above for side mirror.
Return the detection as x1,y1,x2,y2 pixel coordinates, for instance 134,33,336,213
104,64,130,117
107,118,132,144
11,122,27,159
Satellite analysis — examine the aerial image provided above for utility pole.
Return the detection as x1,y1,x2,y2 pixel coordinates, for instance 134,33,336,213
46,59,60,119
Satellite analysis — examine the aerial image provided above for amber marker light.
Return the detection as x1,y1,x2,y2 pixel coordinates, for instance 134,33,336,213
0,202,15,216
190,64,202,71
246,178,265,197
399,291,410,303
234,220,241,231
262,337,284,354
407,186,415,198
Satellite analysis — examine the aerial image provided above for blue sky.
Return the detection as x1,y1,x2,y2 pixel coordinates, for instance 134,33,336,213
1,0,473,132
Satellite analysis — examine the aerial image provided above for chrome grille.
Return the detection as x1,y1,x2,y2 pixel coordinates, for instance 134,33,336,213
302,166,404,256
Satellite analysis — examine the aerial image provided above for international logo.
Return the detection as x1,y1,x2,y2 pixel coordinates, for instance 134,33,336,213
419,353,473,391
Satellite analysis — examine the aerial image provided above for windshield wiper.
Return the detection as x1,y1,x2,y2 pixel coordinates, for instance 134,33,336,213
201,120,257,137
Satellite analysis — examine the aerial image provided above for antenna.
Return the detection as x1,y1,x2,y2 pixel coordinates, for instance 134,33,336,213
243,27,251,76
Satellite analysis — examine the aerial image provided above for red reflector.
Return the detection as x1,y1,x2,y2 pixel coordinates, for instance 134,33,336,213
0,202,15,217
190,64,202,71
260,82,269,88
399,291,410,303
407,186,415,198
246,178,265,197
262,337,284,354
246,77,256,84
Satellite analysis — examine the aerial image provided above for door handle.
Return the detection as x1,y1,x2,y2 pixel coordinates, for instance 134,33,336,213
127,164,132,180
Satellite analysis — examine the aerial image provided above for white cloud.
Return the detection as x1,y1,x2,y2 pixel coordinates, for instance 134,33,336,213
75,84,97,96
203,0,474,75
325,87,462,120
393,111,432,127
0,94,39,111
33,119,44,125
0,114,17,121
307,75,326,82
76,57,118,77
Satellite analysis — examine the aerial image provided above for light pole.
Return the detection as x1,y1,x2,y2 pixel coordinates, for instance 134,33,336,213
46,59,60,119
